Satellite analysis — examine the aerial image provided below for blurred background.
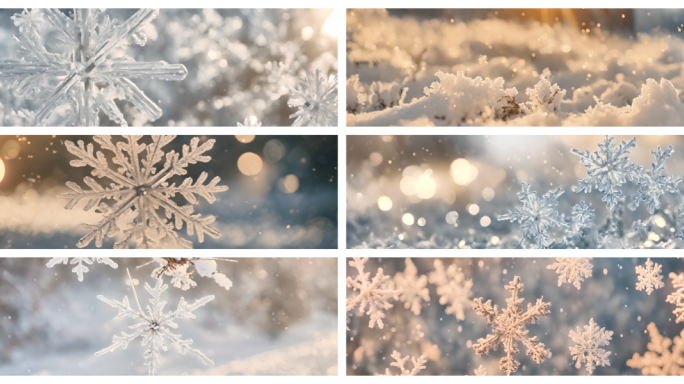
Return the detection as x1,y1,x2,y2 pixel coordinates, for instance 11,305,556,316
0,135,338,248
0,257,337,375
0,8,338,126
347,257,684,376
347,135,684,248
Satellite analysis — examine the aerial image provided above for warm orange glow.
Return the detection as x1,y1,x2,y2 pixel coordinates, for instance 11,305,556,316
0,158,5,183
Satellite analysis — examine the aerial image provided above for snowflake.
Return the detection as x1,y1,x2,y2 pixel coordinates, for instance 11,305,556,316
287,69,338,126
237,117,262,127
568,318,613,374
46,257,118,282
627,322,684,375
474,365,486,376
346,257,401,329
393,258,430,315
0,9,187,126
630,145,682,213
380,350,427,376
138,257,235,291
428,259,473,320
95,272,215,375
472,276,552,375
60,135,228,249
498,182,567,248
635,258,665,295
568,201,595,237
666,271,684,323
547,257,593,290
572,136,642,211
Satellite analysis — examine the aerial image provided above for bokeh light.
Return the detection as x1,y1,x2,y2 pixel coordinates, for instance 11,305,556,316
378,196,393,211
264,139,286,163
402,213,415,225
235,135,255,143
280,174,300,194
237,152,263,176
450,158,478,186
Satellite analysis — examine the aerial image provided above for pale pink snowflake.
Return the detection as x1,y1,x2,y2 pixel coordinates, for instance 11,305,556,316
472,276,552,375
568,318,613,374
666,271,684,323
547,257,593,290
635,258,665,295
394,258,430,315
627,322,684,375
346,257,401,329
381,350,427,376
474,365,487,376
428,259,473,320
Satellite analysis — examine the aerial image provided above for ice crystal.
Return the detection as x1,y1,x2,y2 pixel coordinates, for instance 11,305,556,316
498,182,567,248
472,276,552,375
568,318,613,374
60,135,228,249
237,117,262,127
346,257,401,329
139,257,235,291
428,259,473,320
627,322,684,375
630,145,682,213
287,69,338,126
666,272,684,323
568,201,595,237
46,257,118,282
547,257,593,290
96,272,215,375
474,365,486,376
0,9,187,126
393,258,430,315
381,350,427,376
635,258,665,295
572,136,642,211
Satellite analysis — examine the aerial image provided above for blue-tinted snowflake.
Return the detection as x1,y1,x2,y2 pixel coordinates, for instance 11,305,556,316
498,182,567,248
287,69,338,126
630,145,682,214
572,136,642,211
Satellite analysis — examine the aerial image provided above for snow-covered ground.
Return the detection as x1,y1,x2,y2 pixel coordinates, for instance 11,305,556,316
0,258,337,375
346,9,684,126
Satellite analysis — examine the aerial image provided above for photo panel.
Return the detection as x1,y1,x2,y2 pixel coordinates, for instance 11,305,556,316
0,135,338,249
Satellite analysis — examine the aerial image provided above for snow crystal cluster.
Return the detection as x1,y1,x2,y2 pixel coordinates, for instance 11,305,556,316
346,9,684,126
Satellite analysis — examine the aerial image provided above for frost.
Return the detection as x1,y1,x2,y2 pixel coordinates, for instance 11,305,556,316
568,318,613,374
393,258,430,315
381,350,427,376
0,9,187,126
627,322,684,375
46,257,118,282
139,257,235,291
498,182,567,248
474,365,486,376
59,135,228,249
635,258,665,295
346,257,401,329
287,69,338,126
428,259,473,320
572,136,642,211
666,271,684,323
472,276,552,375
95,271,215,375
547,257,593,290
630,145,682,213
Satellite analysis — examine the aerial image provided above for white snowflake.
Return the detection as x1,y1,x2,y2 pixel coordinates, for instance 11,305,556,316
635,258,665,295
0,9,187,126
381,350,427,376
428,259,473,320
547,257,593,290
346,257,401,329
630,145,682,213
393,258,430,315
572,136,642,211
474,365,486,376
237,117,262,127
60,135,228,249
46,257,118,282
472,276,552,375
287,69,338,126
498,182,567,248
627,322,684,375
95,271,215,375
666,271,684,323
139,257,235,291
568,318,613,374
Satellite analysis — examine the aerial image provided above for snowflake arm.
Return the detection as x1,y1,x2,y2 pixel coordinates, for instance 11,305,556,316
46,257,118,282
428,259,473,320
547,257,593,290
287,69,338,126
346,257,401,329
568,318,613,374
393,258,430,315
627,322,684,375
630,145,682,213
666,272,684,323
635,258,665,295
571,136,642,211
472,276,551,375
498,182,567,248
474,365,486,376
381,351,427,376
